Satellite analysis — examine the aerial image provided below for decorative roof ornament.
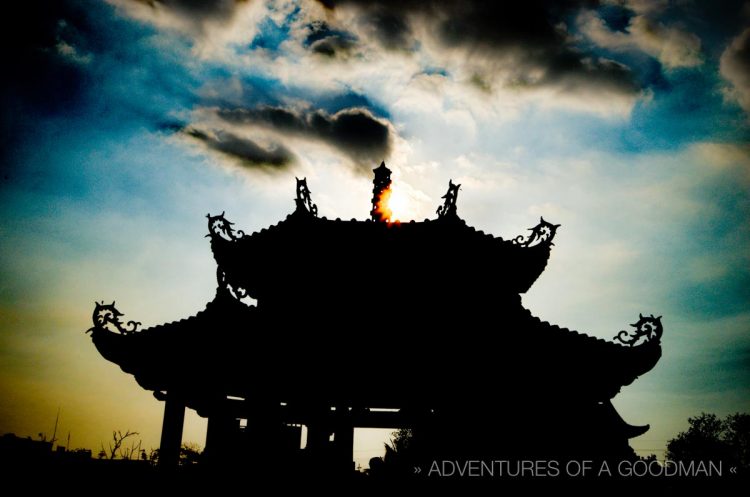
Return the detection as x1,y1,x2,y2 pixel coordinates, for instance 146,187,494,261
295,177,318,217
512,217,560,247
436,180,461,218
614,314,663,346
86,301,140,335
217,268,254,306
206,212,244,242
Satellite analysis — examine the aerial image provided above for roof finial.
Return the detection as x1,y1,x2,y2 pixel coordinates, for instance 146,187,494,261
436,179,460,219
295,177,318,217
371,161,392,222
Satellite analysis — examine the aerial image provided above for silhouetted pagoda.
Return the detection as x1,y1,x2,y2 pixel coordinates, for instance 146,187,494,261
87,162,663,474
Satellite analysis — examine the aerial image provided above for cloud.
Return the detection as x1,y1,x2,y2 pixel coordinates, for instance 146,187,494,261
606,0,668,15
113,0,246,24
341,3,414,51
577,9,702,69
1,0,106,172
311,1,645,114
318,1,589,53
181,126,294,169
109,0,244,30
720,27,750,115
107,0,270,57
2,2,96,108
691,141,750,186
145,0,243,18
214,105,393,168
56,40,92,65
310,34,357,57
104,0,646,117
303,21,359,58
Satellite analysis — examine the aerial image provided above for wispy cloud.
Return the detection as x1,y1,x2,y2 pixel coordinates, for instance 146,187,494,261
106,0,271,57
577,9,703,69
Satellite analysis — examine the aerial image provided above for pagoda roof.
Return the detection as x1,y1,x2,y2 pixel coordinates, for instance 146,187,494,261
208,208,560,303
89,288,662,413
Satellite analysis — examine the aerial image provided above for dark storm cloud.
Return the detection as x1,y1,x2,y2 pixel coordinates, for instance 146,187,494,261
184,127,294,168
316,0,640,95
305,9,410,53
362,7,414,50
180,103,392,170
317,0,598,50
534,46,640,94
216,106,392,166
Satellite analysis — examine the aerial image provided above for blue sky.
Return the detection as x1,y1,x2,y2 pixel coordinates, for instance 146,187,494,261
1,0,749,466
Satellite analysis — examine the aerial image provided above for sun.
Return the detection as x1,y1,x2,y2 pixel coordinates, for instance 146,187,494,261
386,184,412,222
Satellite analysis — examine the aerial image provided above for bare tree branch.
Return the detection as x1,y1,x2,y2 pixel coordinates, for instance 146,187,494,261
105,430,140,459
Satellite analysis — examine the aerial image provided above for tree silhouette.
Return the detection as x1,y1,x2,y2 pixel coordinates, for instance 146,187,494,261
666,412,749,469
388,428,413,455
147,448,159,466
179,442,202,466
724,413,750,469
361,428,415,478
101,430,139,460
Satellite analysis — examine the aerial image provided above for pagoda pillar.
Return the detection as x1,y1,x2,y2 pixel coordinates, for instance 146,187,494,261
159,395,185,470
244,398,282,471
333,406,354,473
247,399,280,447
204,407,236,464
305,404,331,452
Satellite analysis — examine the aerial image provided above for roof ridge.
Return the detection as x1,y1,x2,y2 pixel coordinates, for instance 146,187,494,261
139,287,255,334
524,309,623,347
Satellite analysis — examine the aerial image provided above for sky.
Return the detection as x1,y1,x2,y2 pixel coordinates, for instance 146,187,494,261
0,0,749,468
